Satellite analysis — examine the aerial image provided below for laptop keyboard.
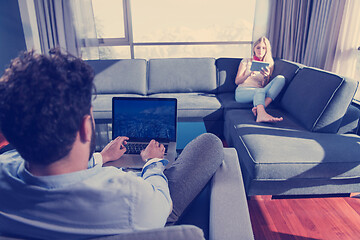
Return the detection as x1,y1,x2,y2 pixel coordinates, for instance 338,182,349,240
125,143,168,154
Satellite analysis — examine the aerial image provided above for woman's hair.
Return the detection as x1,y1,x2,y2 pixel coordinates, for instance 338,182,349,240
253,36,274,66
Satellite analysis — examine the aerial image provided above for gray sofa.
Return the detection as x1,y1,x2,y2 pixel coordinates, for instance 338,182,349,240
112,148,255,240
219,58,360,196
88,58,223,141
87,57,360,237
88,57,360,197
90,149,254,240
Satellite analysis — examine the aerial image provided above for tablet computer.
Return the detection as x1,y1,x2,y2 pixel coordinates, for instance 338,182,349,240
250,60,269,72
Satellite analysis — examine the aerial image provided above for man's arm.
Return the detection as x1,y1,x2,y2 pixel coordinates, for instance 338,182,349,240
139,139,170,208
133,140,172,228
90,138,172,228
140,139,172,213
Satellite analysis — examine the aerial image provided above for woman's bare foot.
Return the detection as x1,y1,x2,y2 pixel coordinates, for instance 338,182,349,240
256,112,283,123
255,104,283,123
252,106,257,116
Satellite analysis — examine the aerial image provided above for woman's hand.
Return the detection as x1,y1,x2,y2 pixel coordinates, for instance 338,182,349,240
260,66,270,80
250,71,257,77
100,136,129,164
235,61,251,85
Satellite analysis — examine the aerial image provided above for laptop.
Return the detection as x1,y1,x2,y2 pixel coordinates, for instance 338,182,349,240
108,97,177,169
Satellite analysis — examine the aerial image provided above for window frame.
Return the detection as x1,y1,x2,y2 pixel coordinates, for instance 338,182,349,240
93,0,254,60
95,0,130,45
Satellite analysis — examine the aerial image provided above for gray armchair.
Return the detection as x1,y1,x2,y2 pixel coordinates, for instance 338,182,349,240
91,148,254,240
0,148,254,240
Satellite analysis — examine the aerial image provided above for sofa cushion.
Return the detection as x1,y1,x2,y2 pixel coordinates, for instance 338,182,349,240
86,59,147,95
281,67,358,133
238,131,360,180
314,76,358,133
338,104,360,134
149,93,222,120
175,181,211,239
224,109,308,147
92,94,145,119
270,59,302,104
224,109,360,195
210,148,255,240
216,58,242,93
217,93,252,109
148,58,217,94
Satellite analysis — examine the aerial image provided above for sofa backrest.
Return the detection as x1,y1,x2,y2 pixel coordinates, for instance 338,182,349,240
271,59,302,104
281,67,358,133
216,58,242,93
86,59,147,95
147,58,217,94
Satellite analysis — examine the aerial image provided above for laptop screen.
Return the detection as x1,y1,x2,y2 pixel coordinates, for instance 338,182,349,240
112,97,177,142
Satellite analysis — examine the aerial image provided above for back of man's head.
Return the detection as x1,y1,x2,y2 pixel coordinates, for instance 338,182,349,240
0,49,95,164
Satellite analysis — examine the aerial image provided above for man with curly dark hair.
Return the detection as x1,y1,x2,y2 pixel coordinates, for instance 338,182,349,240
0,49,223,239
0,49,96,165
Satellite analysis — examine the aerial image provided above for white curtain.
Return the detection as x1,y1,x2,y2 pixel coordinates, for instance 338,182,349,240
268,0,346,70
33,0,69,54
302,0,346,69
67,0,100,59
329,0,360,80
268,0,312,63
33,0,99,58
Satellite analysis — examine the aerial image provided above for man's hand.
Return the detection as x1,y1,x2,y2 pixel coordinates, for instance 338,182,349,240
140,139,165,162
100,136,129,164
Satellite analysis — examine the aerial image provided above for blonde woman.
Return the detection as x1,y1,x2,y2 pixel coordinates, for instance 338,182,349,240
235,36,285,123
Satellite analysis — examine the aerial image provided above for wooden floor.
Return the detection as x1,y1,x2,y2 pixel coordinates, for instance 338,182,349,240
248,195,360,240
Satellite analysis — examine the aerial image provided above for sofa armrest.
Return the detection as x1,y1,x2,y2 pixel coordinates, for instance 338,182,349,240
89,225,204,240
209,148,254,240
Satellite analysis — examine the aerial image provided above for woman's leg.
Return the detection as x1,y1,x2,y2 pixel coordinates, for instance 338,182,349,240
164,133,224,225
235,86,261,116
265,75,286,104
235,86,256,103
252,75,285,122
254,75,285,108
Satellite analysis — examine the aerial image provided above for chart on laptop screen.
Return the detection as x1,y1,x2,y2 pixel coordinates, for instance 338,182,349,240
112,98,177,141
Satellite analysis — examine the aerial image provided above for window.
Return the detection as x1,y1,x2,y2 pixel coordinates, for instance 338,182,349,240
131,0,254,42
92,0,126,39
91,0,256,59
91,0,131,59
